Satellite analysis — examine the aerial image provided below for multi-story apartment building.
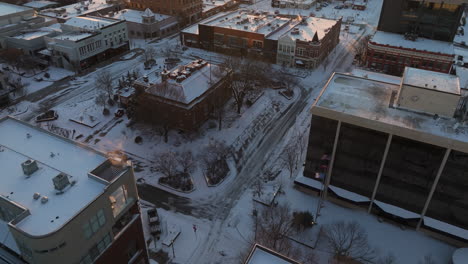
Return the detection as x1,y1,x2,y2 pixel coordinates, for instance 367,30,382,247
0,116,149,264
132,59,232,131
181,10,340,67
378,0,465,42
126,0,202,25
299,67,468,246
106,8,179,39
44,16,129,71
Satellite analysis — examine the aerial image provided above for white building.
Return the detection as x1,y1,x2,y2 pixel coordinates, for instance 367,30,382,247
0,2,56,50
44,16,129,71
106,8,178,39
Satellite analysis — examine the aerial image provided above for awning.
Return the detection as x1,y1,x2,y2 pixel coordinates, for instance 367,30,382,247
295,60,304,65
329,185,370,203
423,216,468,240
373,201,420,219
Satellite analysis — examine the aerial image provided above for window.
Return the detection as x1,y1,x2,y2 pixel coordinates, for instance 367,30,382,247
82,209,106,239
252,40,263,49
79,233,112,264
109,185,128,217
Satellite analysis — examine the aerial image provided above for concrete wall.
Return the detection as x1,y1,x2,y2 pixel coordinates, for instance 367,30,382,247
397,85,460,117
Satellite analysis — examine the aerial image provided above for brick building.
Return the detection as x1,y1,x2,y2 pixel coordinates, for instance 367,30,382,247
298,68,468,246
126,0,202,25
0,117,149,264
133,59,232,131
366,31,454,76
181,10,340,66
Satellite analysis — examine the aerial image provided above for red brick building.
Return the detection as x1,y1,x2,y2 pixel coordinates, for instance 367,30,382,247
127,0,202,25
366,31,454,76
133,59,232,131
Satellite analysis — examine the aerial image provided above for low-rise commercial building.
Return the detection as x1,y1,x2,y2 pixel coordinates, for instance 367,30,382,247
133,59,232,131
39,0,123,23
0,116,149,264
44,16,129,71
300,67,468,246
22,1,59,11
106,8,178,39
126,0,202,25
366,31,454,76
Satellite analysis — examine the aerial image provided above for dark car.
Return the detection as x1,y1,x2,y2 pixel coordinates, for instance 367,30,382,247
114,109,125,117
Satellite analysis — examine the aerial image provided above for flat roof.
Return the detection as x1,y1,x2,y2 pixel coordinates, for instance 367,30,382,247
245,244,300,264
11,27,58,40
0,117,107,237
277,17,338,42
370,31,454,55
53,32,94,41
64,16,118,29
314,72,468,152
198,9,290,36
39,0,113,19
23,1,58,9
108,9,171,24
402,67,460,94
0,2,32,17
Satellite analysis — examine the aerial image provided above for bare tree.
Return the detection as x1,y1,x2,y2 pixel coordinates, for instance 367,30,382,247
418,254,436,264
377,253,397,264
143,46,157,63
177,151,197,174
323,221,377,264
8,76,25,97
95,92,107,109
200,139,230,185
231,79,251,114
277,70,300,94
153,151,178,178
281,141,299,178
256,204,295,254
354,35,372,66
252,178,264,198
294,128,308,163
95,70,114,101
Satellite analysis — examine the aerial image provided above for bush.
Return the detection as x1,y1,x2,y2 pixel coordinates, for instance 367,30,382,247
44,72,50,78
102,108,110,115
292,211,314,230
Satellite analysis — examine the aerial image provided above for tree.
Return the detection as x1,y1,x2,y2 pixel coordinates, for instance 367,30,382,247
354,35,372,66
281,141,299,178
292,211,314,231
200,139,230,185
377,253,397,264
253,178,264,198
95,92,107,109
418,254,436,264
256,204,295,255
95,70,114,101
8,76,25,97
277,69,300,94
177,151,197,174
323,221,377,264
293,128,308,163
153,151,178,178
143,46,157,62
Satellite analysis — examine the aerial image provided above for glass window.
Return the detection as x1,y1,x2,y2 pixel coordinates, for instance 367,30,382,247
83,222,92,239
97,209,106,227
109,185,128,217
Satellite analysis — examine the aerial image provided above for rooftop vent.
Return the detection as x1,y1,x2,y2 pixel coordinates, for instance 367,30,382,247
41,196,49,204
33,192,41,200
53,173,70,191
22,159,38,176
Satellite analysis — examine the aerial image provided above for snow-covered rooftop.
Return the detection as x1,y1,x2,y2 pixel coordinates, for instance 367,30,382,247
203,0,235,13
53,32,94,41
0,117,108,237
107,9,172,24
246,245,299,264
140,59,229,105
0,2,32,17
64,16,119,30
11,26,60,40
371,31,454,55
277,17,339,42
181,11,229,35
198,9,291,36
39,0,113,20
314,72,468,152
23,1,58,9
402,67,460,95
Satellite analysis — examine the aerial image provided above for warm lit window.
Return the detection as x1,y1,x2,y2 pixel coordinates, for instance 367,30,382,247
109,185,128,217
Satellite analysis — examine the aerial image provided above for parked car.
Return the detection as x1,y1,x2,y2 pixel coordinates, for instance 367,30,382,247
114,109,125,117
335,5,343,9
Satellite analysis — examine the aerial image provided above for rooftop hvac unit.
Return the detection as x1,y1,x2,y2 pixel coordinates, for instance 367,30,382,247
53,173,70,191
41,196,49,204
22,159,38,176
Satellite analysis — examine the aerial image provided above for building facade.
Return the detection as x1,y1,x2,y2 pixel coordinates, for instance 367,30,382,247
377,0,465,42
300,68,468,246
0,117,149,264
366,31,454,76
44,16,129,71
133,59,232,131
126,0,202,25
107,8,178,39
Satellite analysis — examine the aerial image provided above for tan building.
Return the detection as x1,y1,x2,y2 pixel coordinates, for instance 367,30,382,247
126,0,202,25
0,117,149,264
300,68,468,246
